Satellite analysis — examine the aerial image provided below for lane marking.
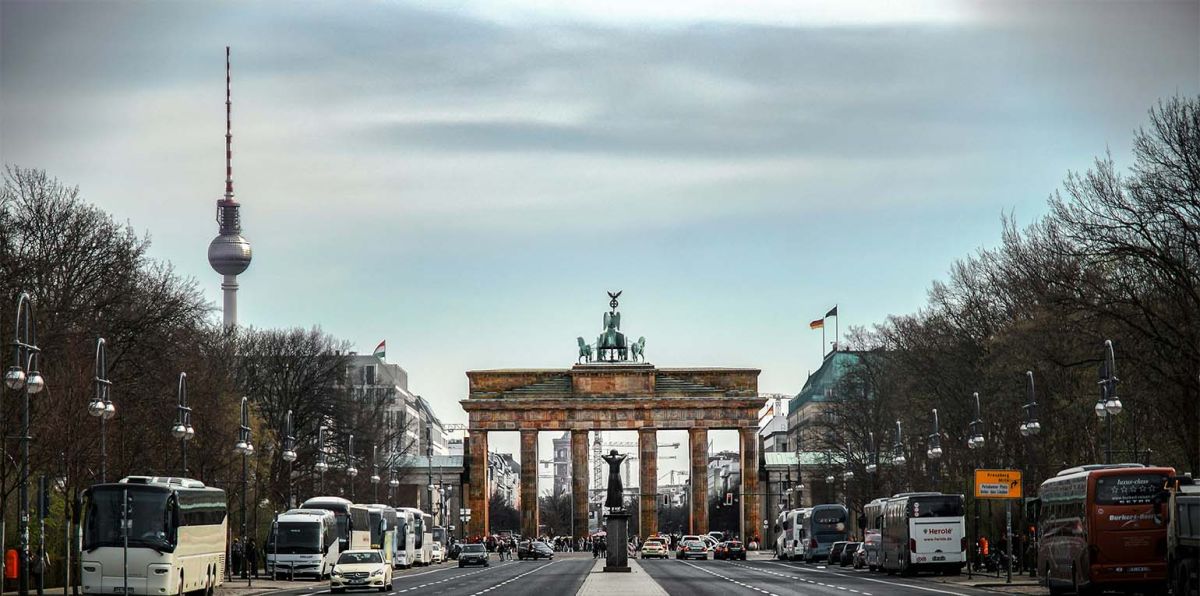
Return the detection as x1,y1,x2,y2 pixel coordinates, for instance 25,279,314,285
395,562,513,593
467,560,556,596
675,560,778,595
763,561,973,596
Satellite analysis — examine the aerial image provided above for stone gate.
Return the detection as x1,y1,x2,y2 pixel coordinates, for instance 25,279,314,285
460,294,762,541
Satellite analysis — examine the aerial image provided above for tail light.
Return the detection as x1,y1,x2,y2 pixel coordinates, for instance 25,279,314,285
909,539,917,553
810,538,817,549
960,537,967,552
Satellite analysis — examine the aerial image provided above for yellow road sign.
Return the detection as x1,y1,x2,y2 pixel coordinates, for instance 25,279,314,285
974,469,1023,499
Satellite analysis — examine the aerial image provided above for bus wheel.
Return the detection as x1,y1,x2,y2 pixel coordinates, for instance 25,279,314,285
178,573,186,596
204,569,214,596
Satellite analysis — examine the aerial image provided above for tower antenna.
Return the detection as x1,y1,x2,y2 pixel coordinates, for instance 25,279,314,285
225,45,234,201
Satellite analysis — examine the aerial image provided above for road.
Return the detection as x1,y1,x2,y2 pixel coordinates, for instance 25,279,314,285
257,556,591,596
639,557,1010,596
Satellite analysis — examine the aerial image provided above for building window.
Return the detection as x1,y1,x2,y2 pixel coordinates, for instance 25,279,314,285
363,365,377,386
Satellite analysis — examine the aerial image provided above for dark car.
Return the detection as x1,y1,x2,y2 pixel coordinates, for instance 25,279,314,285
448,543,461,560
839,542,861,567
457,543,490,568
677,540,708,560
718,541,746,561
517,541,554,561
827,541,848,565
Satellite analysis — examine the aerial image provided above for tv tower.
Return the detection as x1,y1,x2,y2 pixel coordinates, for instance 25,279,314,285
207,46,252,328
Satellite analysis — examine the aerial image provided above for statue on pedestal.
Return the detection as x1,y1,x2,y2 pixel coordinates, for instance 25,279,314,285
601,449,627,510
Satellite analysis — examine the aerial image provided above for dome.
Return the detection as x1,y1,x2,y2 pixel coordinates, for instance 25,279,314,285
208,233,252,275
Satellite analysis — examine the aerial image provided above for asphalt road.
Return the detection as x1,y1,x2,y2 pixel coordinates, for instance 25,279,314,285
256,556,591,596
640,557,1006,596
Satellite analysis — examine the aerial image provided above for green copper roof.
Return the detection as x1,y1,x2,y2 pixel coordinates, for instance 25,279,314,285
762,451,846,468
788,351,865,413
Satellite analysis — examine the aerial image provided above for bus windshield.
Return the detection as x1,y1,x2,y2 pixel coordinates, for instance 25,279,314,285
334,513,349,543
396,519,409,550
812,509,847,535
1095,474,1166,506
84,487,174,552
268,522,322,554
432,527,445,543
908,496,964,518
369,511,384,547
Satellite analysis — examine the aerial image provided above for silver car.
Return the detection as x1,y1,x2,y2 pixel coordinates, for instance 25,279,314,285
457,543,490,568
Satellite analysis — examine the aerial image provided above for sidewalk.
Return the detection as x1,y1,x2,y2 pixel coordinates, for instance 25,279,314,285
576,557,667,596
216,575,315,596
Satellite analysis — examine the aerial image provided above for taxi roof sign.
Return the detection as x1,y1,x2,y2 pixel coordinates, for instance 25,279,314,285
974,469,1023,499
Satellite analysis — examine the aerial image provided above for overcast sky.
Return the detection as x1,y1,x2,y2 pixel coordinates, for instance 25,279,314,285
2,0,1198,465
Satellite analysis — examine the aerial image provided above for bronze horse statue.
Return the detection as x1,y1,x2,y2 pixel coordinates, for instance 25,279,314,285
577,337,593,363
630,336,646,362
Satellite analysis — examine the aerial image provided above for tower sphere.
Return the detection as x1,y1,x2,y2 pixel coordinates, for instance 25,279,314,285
208,232,252,275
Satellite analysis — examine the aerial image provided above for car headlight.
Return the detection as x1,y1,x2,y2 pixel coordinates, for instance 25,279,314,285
372,569,384,576
331,570,342,577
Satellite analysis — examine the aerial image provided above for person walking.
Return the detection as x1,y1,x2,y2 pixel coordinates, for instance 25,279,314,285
230,538,243,580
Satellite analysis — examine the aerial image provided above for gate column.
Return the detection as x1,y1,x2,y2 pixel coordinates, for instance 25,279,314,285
520,429,539,538
467,429,489,538
639,427,658,539
739,426,761,545
689,427,708,534
571,429,590,539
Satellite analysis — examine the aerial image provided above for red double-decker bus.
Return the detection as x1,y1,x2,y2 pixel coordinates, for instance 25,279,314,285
1037,464,1173,595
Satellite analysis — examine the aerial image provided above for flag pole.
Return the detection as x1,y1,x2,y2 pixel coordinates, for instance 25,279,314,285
821,321,826,358
834,304,839,352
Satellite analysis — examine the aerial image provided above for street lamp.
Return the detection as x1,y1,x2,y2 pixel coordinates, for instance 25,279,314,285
371,443,381,502
346,434,358,501
315,425,329,494
89,337,116,482
281,410,296,509
968,392,984,450
892,420,906,466
460,508,472,540
927,409,943,490
7,292,45,596
865,432,878,474
1097,340,1122,463
234,397,254,584
170,372,194,475
388,469,399,504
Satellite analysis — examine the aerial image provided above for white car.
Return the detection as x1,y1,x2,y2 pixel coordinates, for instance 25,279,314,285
330,550,392,593
431,542,445,564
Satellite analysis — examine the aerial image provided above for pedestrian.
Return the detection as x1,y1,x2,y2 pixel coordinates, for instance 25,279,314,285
230,538,243,580
246,539,259,579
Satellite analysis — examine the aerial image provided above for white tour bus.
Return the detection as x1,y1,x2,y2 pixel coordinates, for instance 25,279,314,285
796,504,849,563
879,492,966,575
348,504,372,550
300,497,353,553
396,508,432,565
80,476,227,596
862,498,887,571
365,505,398,566
265,509,338,579
391,509,416,569
777,508,808,560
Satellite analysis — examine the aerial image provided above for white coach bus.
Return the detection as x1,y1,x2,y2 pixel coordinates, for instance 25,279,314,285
392,509,417,569
349,504,372,550
80,476,226,596
777,508,809,560
265,509,339,579
396,508,432,566
880,492,966,575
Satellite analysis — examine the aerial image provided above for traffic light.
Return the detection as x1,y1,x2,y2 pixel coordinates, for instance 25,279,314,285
663,494,670,506
724,492,733,506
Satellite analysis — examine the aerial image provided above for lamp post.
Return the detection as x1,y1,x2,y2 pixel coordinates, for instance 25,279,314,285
315,426,328,494
966,392,985,579
281,410,297,509
371,444,380,503
89,338,116,482
1019,372,1041,580
841,444,854,512
346,434,358,501
927,408,943,490
234,397,254,584
892,420,907,492
1097,340,1122,464
170,372,194,475
7,292,46,596
388,469,399,505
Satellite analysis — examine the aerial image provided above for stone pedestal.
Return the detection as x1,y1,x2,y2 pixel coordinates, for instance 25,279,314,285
603,512,631,572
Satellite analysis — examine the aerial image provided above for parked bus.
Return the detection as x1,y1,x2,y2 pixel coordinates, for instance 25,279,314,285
773,510,791,559
300,497,353,552
349,504,372,550
392,509,417,569
432,526,447,548
396,508,431,566
797,504,849,563
80,476,226,596
1037,464,1174,595
880,492,965,575
1167,475,1199,596
862,498,887,571
264,509,338,579
365,505,398,566
777,506,806,556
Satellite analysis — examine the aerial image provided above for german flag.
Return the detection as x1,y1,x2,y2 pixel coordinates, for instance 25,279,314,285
809,319,824,330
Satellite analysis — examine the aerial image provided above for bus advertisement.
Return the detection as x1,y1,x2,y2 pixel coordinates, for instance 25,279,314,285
880,492,966,575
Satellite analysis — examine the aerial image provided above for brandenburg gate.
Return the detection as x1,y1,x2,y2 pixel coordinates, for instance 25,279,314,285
461,292,762,541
